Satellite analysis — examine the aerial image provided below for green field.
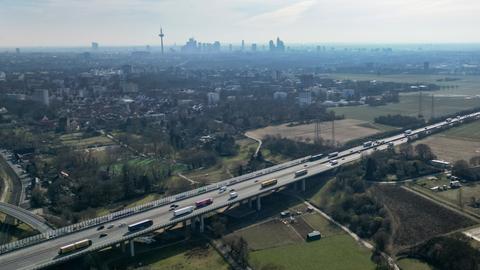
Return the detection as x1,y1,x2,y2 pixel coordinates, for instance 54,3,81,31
441,120,480,141
397,258,433,270
185,138,275,183
302,213,344,237
107,241,228,270
60,133,114,148
250,234,375,270
234,220,303,250
331,94,480,122
331,73,480,96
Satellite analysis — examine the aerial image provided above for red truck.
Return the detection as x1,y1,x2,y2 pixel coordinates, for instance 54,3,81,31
195,198,213,208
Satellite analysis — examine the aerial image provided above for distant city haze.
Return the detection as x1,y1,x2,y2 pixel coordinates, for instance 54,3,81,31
1,0,480,47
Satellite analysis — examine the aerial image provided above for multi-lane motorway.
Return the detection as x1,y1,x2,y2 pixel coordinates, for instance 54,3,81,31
0,112,478,270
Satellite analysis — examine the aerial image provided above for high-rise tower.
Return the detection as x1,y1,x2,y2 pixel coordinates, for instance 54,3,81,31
158,27,165,54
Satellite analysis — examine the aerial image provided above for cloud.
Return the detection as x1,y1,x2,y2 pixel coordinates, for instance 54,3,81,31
241,0,316,26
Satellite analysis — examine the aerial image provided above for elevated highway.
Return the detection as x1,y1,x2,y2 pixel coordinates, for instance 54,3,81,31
0,112,478,270
0,203,51,233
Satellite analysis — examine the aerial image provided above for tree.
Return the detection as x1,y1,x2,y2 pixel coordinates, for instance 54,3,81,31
399,144,415,160
415,144,436,161
365,157,378,181
30,187,47,208
469,156,480,167
452,160,472,180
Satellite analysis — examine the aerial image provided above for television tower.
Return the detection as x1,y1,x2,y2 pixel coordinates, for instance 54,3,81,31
158,27,165,54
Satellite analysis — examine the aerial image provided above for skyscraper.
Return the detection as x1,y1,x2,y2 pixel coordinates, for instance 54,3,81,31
251,43,257,52
269,37,285,52
91,42,99,50
276,37,285,52
241,40,245,51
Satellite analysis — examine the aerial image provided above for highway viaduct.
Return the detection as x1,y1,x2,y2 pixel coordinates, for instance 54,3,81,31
0,112,478,270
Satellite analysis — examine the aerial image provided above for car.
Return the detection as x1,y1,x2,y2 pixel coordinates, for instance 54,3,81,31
97,225,105,231
119,223,127,227
107,224,114,229
230,188,235,192
99,233,108,238
219,186,227,193
169,204,179,211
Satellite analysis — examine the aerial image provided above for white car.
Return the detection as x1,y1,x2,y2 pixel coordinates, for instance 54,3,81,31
219,186,227,193
229,191,238,199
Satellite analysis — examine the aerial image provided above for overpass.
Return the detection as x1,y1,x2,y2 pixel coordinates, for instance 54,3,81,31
0,203,51,233
0,112,478,270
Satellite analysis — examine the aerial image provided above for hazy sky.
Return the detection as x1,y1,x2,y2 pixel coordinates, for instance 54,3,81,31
1,0,480,47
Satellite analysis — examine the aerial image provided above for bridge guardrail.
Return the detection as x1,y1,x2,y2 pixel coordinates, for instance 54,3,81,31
31,192,270,270
0,155,306,255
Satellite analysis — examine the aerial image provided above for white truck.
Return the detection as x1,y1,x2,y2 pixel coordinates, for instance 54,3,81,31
173,206,194,217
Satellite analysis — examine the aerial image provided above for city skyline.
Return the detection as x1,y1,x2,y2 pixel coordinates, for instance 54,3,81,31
1,0,480,47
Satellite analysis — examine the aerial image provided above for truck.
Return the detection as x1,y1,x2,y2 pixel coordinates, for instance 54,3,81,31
58,239,92,255
195,198,213,208
261,179,278,188
362,141,373,148
294,169,308,178
327,152,339,158
173,206,194,217
128,219,153,232
308,154,323,162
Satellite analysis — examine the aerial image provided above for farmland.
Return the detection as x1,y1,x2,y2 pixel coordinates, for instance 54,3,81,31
373,185,476,249
229,199,375,270
397,258,433,270
249,235,375,270
414,120,480,162
246,119,383,144
331,94,480,122
331,73,480,96
106,240,228,270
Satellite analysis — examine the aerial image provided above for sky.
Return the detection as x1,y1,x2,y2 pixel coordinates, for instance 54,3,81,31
1,0,480,47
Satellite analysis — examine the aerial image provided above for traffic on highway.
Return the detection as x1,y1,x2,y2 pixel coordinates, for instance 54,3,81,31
0,111,479,270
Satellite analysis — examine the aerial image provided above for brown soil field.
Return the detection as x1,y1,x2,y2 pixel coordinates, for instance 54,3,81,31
414,135,480,163
374,185,476,249
246,119,381,144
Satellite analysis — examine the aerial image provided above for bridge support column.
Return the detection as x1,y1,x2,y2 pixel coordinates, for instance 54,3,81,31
191,218,196,231
248,198,253,208
183,220,191,238
256,196,261,211
121,241,126,253
129,239,135,257
199,215,205,233
301,179,306,192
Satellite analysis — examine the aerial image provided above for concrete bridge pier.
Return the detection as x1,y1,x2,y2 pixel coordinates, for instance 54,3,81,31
248,198,253,208
301,179,306,192
256,196,261,211
199,215,205,233
129,239,135,257
121,241,126,253
191,217,196,231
